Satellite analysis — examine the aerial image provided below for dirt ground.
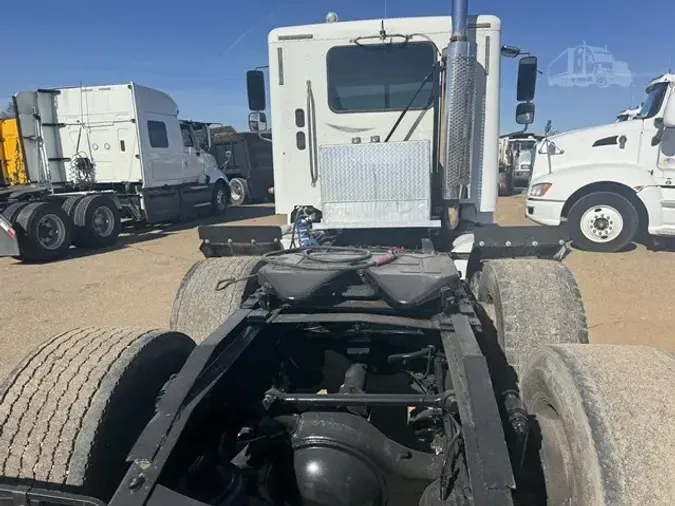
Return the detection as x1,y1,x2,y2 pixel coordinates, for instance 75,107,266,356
0,195,673,379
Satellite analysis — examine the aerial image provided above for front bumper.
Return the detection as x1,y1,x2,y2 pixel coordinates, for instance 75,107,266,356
525,198,565,227
0,215,20,257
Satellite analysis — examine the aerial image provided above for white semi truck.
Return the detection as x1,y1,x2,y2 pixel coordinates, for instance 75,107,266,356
527,73,675,252
0,83,230,262
2,3,675,506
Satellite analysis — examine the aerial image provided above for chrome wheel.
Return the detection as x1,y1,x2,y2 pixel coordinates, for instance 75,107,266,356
92,205,115,237
36,214,66,251
580,205,623,243
230,184,242,202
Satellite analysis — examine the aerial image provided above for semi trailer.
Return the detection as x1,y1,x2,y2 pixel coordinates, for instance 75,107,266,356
526,73,675,252
2,2,675,506
0,83,230,262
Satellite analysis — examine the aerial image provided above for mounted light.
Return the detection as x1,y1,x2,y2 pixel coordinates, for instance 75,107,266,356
529,183,552,198
326,12,339,23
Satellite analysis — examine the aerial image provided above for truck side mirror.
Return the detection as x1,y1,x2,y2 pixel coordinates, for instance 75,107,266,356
516,102,535,125
247,70,267,112
500,45,520,59
248,112,268,132
517,56,538,102
663,93,675,128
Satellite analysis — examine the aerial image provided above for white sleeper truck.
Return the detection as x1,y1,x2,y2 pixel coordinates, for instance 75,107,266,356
0,83,229,262
526,73,675,252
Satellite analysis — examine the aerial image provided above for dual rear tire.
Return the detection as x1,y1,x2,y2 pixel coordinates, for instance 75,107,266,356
62,194,121,248
4,202,73,263
478,258,675,504
1,194,120,262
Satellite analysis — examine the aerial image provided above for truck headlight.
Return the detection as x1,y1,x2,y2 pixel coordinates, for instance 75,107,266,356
529,183,552,197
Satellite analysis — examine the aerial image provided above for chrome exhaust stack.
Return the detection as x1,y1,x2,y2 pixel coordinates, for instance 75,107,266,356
443,0,477,227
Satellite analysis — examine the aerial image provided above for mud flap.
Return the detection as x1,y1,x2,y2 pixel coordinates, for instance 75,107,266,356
0,215,20,257
472,223,570,260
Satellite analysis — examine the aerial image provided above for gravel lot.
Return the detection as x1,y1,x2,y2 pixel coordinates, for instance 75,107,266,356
1,195,673,378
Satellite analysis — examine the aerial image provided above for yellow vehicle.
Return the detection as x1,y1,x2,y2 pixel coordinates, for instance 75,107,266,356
0,118,27,185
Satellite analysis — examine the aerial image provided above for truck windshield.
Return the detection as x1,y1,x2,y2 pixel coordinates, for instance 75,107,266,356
636,82,668,119
327,42,436,113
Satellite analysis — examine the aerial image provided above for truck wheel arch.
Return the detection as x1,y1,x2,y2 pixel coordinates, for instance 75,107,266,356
561,181,649,233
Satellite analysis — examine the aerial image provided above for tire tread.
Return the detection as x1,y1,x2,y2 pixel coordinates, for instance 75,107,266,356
170,256,262,343
479,259,588,373
0,327,194,496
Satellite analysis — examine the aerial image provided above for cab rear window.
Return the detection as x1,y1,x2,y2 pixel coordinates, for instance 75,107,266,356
327,42,436,113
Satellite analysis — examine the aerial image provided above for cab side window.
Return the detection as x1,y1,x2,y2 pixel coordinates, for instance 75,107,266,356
148,121,168,148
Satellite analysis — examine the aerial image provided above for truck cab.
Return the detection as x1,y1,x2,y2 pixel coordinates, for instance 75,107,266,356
526,74,675,251
251,15,503,230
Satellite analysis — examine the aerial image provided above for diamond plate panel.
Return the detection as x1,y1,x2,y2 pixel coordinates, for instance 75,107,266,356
318,140,431,227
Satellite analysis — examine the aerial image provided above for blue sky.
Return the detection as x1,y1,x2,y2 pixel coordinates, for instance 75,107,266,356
3,0,673,133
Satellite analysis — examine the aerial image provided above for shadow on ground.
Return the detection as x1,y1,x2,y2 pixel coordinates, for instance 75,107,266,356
11,204,276,265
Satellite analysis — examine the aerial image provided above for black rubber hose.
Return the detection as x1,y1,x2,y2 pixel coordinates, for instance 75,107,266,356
388,346,436,364
262,246,374,272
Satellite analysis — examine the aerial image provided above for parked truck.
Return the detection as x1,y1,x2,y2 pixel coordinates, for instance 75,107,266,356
2,2,675,506
527,72,675,252
498,132,541,194
0,83,230,262
209,129,274,205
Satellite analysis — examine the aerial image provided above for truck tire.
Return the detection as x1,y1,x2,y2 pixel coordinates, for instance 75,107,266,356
498,171,513,196
477,259,588,376
73,194,121,248
170,256,263,343
212,179,229,214
14,202,73,262
567,191,639,253
62,195,85,217
229,178,248,206
0,327,194,501
1,202,30,224
520,344,675,505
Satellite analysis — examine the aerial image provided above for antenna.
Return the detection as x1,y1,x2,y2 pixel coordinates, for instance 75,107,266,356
380,0,388,39
669,55,673,74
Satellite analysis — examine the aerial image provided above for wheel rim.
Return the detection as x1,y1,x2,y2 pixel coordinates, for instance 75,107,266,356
216,186,227,210
230,182,242,202
530,397,574,504
579,205,623,243
36,214,66,250
92,205,115,237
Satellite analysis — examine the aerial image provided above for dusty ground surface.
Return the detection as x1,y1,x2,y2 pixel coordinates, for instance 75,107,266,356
0,195,673,378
